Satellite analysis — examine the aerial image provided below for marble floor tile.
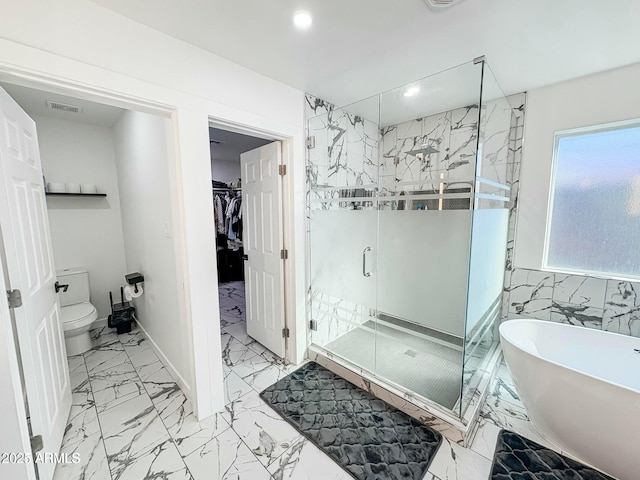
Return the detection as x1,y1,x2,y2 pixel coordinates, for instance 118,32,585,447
127,344,161,369
53,432,111,480
118,327,147,347
469,418,501,461
62,394,101,448
223,322,256,346
91,376,145,414
110,437,192,480
267,437,354,480
84,342,128,375
232,355,289,393
163,391,231,457
139,363,183,415
183,427,271,480
223,391,303,467
68,355,87,374
90,325,119,348
100,394,171,467
222,335,259,367
224,370,254,404
428,437,492,480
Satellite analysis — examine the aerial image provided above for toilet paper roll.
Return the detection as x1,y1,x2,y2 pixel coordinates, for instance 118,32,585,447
48,182,66,193
123,284,143,301
66,182,81,193
80,183,97,194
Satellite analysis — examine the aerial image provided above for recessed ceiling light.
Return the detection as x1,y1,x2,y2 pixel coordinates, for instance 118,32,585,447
293,11,312,30
403,86,420,97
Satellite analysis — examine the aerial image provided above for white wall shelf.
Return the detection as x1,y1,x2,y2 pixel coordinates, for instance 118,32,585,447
45,192,106,197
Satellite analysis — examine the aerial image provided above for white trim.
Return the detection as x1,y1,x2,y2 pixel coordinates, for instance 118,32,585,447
135,319,192,399
207,118,300,365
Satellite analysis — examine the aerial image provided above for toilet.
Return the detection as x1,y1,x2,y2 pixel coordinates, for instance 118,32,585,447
57,268,99,356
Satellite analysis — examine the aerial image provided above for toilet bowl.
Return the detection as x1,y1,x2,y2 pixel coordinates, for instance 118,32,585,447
56,267,99,356
61,302,98,356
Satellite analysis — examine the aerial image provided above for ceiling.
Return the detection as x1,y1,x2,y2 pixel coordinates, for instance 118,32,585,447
1,83,124,127
209,128,272,164
89,0,640,107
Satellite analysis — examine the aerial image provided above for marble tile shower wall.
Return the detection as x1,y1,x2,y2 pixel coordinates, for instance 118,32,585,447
305,94,379,210
502,92,640,338
379,105,478,195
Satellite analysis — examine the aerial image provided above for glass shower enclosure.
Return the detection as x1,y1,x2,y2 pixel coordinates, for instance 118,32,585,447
306,58,513,426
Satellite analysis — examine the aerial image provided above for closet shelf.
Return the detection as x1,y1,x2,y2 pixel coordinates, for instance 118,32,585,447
45,192,107,197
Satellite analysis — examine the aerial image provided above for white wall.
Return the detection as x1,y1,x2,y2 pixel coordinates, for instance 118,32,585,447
37,115,127,319
210,159,240,185
0,0,306,420
515,62,640,269
113,110,191,394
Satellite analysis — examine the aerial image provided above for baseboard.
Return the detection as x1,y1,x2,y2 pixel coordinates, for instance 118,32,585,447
94,317,109,328
134,319,193,402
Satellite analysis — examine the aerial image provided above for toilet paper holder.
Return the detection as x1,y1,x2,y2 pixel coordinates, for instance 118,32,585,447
125,272,145,293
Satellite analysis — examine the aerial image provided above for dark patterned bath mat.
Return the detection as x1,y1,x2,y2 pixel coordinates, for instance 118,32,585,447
491,430,614,479
260,362,442,480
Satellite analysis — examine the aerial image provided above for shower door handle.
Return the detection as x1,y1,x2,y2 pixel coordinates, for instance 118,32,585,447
362,247,371,277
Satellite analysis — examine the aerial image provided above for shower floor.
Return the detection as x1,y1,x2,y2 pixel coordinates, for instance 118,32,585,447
324,322,463,410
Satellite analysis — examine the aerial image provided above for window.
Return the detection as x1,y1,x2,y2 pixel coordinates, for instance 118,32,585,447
545,120,640,279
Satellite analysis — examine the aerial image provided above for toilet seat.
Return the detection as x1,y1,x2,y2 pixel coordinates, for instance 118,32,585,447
61,302,98,330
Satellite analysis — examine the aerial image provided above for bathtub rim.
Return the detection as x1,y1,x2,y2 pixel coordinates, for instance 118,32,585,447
499,318,640,395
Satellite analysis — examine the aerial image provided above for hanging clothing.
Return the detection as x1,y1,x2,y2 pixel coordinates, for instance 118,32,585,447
213,195,226,234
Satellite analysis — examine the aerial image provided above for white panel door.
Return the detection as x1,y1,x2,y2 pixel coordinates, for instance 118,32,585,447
0,87,71,480
241,142,285,357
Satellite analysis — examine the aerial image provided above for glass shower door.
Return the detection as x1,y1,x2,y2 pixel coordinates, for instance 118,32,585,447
374,61,484,415
460,61,512,419
308,94,381,372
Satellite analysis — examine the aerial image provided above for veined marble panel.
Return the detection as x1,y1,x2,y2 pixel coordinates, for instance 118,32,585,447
553,274,606,308
53,432,110,480
101,394,171,470
267,437,354,480
109,437,192,480
162,390,230,458
183,427,271,480
603,280,640,337
551,301,604,329
305,94,333,119
222,391,303,467
84,341,128,375
448,105,478,179
326,108,349,187
507,269,553,320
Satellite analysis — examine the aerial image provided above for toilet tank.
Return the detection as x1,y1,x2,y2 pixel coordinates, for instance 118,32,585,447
56,268,90,307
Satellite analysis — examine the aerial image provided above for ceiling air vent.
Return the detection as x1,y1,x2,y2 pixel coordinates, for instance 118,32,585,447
46,100,82,114
424,0,466,10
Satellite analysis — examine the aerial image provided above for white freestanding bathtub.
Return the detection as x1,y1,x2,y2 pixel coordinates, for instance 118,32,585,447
500,319,640,480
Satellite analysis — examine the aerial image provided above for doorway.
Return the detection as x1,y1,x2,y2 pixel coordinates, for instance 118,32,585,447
0,81,191,480
209,126,291,404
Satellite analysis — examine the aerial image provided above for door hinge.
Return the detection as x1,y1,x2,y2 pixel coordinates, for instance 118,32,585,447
6,289,22,309
306,136,316,149
309,320,318,331
278,164,287,176
282,327,290,338
280,249,288,260
30,434,43,454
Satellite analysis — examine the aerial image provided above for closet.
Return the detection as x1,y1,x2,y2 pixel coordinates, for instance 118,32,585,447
213,179,244,282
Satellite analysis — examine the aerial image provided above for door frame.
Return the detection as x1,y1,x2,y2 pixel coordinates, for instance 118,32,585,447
209,118,296,361
0,59,306,425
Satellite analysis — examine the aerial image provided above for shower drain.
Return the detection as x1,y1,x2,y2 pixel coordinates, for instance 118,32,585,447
404,349,417,357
